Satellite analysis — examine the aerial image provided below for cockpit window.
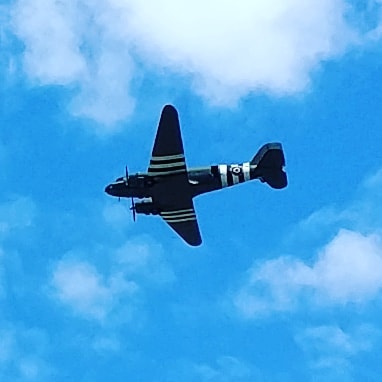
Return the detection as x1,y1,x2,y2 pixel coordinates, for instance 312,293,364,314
115,177,124,182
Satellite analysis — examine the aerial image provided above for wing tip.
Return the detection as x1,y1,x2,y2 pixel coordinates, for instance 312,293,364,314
187,237,202,247
163,104,177,113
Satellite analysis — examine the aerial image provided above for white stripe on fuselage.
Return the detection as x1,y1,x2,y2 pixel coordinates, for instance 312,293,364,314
243,162,250,181
231,164,240,184
219,164,228,187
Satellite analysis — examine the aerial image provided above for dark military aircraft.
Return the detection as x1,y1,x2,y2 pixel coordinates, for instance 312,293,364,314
105,105,287,246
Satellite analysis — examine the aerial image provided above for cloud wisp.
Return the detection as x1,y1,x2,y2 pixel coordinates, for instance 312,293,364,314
235,167,382,318
50,235,174,324
125,0,355,102
295,324,380,380
8,0,382,127
0,196,37,302
10,0,135,127
169,356,257,382
51,258,138,322
0,325,53,381
235,229,382,317
0,196,36,238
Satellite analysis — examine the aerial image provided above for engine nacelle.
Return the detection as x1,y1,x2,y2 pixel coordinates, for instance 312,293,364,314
134,198,159,215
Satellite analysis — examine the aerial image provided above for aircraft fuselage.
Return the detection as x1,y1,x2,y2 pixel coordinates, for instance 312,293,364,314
105,161,262,214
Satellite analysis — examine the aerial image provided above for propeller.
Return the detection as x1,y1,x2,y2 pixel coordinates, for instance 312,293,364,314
125,166,129,185
130,197,136,222
121,165,135,221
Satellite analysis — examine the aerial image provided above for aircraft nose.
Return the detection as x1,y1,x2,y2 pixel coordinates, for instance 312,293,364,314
105,184,113,195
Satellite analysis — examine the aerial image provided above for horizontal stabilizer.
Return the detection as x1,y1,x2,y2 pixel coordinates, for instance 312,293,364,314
251,143,287,189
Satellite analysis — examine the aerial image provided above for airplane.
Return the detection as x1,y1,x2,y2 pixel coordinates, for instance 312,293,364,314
105,105,287,246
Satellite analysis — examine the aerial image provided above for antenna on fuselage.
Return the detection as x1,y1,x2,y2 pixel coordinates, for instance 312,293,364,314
125,166,129,184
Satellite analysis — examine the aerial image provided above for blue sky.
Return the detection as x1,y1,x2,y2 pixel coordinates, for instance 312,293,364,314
1,0,382,381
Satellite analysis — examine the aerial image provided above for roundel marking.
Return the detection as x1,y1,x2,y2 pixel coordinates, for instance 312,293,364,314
231,165,241,175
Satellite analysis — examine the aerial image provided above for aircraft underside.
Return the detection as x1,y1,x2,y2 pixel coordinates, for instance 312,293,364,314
105,104,287,246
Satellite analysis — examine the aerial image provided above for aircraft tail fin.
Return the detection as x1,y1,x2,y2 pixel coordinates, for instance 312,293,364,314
251,143,287,189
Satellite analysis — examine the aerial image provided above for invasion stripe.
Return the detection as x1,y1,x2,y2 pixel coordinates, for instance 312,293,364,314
150,158,185,166
162,217,197,223
219,164,228,187
161,213,196,219
151,154,185,161
162,211,195,217
227,168,234,186
162,214,196,221
149,161,185,169
161,211,195,217
161,209,194,215
230,164,240,185
243,162,251,181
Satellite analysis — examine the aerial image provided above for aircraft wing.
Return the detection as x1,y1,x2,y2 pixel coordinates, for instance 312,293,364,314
147,105,187,177
159,199,202,246
148,105,202,246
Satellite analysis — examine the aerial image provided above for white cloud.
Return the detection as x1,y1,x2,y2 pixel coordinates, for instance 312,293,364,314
295,324,380,380
297,324,377,356
11,0,85,85
69,46,135,127
0,326,53,381
235,167,382,318
0,5,14,57
0,196,37,301
51,259,138,321
194,356,253,381
115,237,175,284
50,237,174,322
9,0,382,127
288,166,382,243
314,230,382,302
171,356,257,382
363,166,382,191
235,229,382,317
0,196,36,237
11,0,135,127
125,0,355,102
